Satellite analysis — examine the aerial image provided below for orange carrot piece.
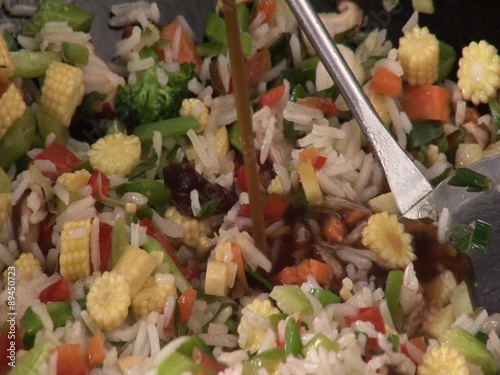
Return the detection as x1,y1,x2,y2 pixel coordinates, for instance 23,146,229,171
263,194,290,221
296,259,313,282
178,288,197,324
246,48,272,85
369,67,402,98
87,334,105,367
322,216,347,244
344,209,367,228
252,0,277,24
231,244,249,290
160,20,202,73
402,85,451,122
299,146,319,164
54,344,90,375
309,259,331,286
276,266,301,285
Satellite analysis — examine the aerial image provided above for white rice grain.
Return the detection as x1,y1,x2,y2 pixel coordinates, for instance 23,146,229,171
437,207,450,244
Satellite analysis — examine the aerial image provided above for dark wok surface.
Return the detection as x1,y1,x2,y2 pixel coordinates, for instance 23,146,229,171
2,0,500,312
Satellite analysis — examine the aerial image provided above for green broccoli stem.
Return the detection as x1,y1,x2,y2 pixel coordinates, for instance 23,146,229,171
21,0,94,37
133,116,201,143
142,236,191,293
10,51,60,78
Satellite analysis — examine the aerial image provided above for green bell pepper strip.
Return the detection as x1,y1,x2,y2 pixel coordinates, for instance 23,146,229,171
269,285,313,315
0,110,37,169
115,180,172,206
385,270,403,329
303,332,339,353
285,316,303,357
110,217,128,267
309,288,341,307
21,302,74,337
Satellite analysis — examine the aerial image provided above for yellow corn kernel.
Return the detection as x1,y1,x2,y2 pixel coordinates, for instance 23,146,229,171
8,253,42,282
398,26,439,86
131,277,176,319
237,298,280,352
0,84,26,140
205,260,232,297
40,61,84,127
361,212,415,269
180,98,209,132
0,192,12,232
59,219,91,281
165,206,213,255
56,170,91,193
418,344,469,375
88,133,141,177
87,271,131,331
117,356,142,373
368,92,391,127
215,126,229,158
113,245,160,297
457,40,500,105
0,34,14,80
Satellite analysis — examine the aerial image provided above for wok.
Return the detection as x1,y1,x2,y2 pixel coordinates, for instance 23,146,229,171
2,0,500,312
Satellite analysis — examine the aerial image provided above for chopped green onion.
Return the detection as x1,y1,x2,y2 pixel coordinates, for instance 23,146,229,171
470,220,492,253
448,168,491,192
10,51,61,78
0,110,37,169
385,270,403,329
62,42,89,65
269,285,313,315
36,112,69,146
309,288,341,307
489,98,500,141
269,33,291,66
449,223,473,254
110,217,128,267
133,116,201,143
284,317,303,357
303,333,339,353
245,267,274,292
198,197,221,217
229,122,243,153
142,236,191,293
387,333,400,351
115,180,171,206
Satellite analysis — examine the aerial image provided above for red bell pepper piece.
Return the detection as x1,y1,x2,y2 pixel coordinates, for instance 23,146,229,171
344,306,386,334
39,279,71,303
98,222,113,273
258,84,286,109
88,170,110,202
139,218,181,268
33,142,81,180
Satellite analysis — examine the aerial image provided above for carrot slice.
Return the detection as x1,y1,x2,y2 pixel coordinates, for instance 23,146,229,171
402,84,451,122
231,244,249,289
322,216,347,244
54,344,90,375
246,48,272,85
160,20,202,73
252,0,277,24
263,194,290,221
309,259,331,286
369,67,402,98
87,334,105,367
178,288,197,324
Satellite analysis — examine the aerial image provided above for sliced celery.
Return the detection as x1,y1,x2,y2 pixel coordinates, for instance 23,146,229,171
303,332,339,353
10,51,60,78
10,339,56,375
133,116,201,143
115,180,171,206
309,288,341,307
111,217,128,267
385,270,403,328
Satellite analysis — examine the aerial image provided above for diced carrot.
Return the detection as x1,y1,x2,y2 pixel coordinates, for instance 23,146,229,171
402,84,451,122
322,216,347,243
258,84,286,109
369,67,402,98
299,146,319,164
252,0,277,24
54,344,90,375
309,259,331,286
296,97,337,117
263,194,290,221
231,244,249,289
160,19,202,73
87,334,105,367
178,288,197,324
276,266,301,286
296,259,313,282
192,347,228,373
246,48,272,86
344,209,367,229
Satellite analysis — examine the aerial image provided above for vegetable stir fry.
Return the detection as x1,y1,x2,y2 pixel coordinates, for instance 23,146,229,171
0,0,500,374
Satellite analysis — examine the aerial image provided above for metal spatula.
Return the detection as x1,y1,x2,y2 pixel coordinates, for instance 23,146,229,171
285,0,500,223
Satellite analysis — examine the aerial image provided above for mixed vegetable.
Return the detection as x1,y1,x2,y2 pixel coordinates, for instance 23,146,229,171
0,0,500,374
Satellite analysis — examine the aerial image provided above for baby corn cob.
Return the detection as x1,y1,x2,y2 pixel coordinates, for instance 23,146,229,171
457,40,500,105
418,344,469,375
40,61,85,127
180,98,209,132
0,84,27,140
215,126,230,158
59,219,91,281
164,206,213,255
361,212,415,269
88,133,141,177
113,245,160,297
56,170,91,193
7,253,42,282
86,271,131,331
398,26,439,86
0,34,14,80
0,192,12,234
131,276,177,319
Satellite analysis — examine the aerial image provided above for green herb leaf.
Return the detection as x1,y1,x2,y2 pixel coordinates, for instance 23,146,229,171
407,121,444,149
449,224,473,254
437,41,456,82
471,220,492,253
128,150,158,180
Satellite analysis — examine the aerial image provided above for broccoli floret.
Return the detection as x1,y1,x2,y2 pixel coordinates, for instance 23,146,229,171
115,55,196,127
